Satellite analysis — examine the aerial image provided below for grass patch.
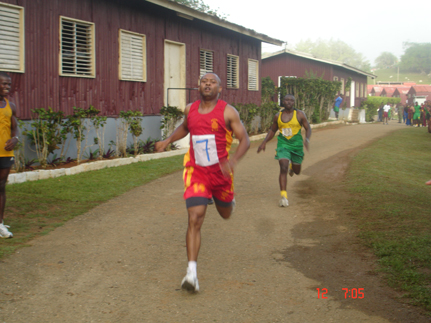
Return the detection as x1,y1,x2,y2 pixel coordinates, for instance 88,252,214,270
346,127,431,311
369,68,431,85
0,155,184,258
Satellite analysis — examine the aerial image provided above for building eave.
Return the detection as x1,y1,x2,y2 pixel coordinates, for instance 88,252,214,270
144,0,284,46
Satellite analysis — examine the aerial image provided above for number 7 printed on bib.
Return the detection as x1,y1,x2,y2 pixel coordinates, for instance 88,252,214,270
192,134,219,167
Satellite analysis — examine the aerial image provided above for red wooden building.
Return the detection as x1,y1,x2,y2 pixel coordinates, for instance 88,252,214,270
407,85,431,105
392,86,410,105
261,49,376,108
0,0,282,121
380,87,397,98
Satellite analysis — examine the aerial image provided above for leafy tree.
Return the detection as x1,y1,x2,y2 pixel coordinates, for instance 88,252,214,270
295,38,371,72
172,0,227,19
374,52,398,69
399,42,431,74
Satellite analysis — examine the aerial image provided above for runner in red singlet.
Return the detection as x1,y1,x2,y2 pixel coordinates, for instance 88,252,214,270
155,73,250,292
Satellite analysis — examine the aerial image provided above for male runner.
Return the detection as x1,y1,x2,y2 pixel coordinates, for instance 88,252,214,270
0,72,19,238
257,94,311,207
155,73,250,292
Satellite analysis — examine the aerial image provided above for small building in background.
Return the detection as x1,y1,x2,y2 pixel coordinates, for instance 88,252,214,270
407,85,431,105
392,86,411,105
380,87,397,98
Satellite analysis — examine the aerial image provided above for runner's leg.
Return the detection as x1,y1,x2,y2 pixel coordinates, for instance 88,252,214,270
0,167,11,223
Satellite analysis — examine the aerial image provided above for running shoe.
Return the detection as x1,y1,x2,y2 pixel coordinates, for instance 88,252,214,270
279,197,289,207
181,268,199,292
289,163,294,177
0,222,13,238
207,198,214,205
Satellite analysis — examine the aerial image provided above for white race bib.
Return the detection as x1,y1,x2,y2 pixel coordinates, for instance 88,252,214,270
192,134,219,167
282,127,293,137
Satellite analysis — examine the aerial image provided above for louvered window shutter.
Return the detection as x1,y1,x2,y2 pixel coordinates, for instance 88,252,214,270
60,17,94,77
248,59,258,91
200,50,213,77
120,31,145,81
227,55,239,88
0,4,24,72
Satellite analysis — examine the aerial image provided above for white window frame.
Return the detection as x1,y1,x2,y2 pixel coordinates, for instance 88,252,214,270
227,54,239,89
59,16,95,78
340,78,345,94
200,49,213,78
0,3,25,73
119,29,146,82
248,59,259,91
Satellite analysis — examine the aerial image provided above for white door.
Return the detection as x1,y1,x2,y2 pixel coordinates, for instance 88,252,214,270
350,81,355,108
164,41,188,148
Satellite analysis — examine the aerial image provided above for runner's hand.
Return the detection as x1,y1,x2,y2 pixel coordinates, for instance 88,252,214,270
257,143,266,153
219,159,235,178
154,140,169,152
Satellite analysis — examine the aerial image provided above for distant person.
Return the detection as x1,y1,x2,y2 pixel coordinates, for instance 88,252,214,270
397,104,403,123
378,104,383,122
257,94,311,207
413,101,421,127
403,105,408,124
333,94,343,120
155,73,250,293
407,105,413,126
382,103,391,125
0,72,19,238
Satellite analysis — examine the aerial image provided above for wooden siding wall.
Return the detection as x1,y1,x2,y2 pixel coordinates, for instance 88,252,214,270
262,54,369,108
2,0,261,119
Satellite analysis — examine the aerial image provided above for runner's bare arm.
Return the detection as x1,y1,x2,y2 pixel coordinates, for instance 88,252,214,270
5,102,19,151
298,111,311,151
155,104,190,152
224,105,250,171
257,113,279,153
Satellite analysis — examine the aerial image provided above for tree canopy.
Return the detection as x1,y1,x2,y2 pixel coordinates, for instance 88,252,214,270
295,38,371,72
374,52,398,69
399,42,431,74
172,0,227,19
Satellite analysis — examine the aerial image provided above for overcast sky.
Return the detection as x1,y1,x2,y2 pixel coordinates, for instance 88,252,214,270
212,0,431,65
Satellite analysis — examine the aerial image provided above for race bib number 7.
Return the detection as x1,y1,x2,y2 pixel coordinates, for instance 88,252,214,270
192,134,219,167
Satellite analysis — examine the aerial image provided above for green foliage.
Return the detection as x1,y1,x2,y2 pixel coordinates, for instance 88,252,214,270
91,114,107,160
233,103,259,134
374,51,398,69
261,77,276,104
279,77,340,122
360,97,401,121
172,0,228,19
119,110,144,157
400,42,431,74
160,106,184,140
63,106,100,164
22,107,66,168
259,101,280,133
295,38,371,72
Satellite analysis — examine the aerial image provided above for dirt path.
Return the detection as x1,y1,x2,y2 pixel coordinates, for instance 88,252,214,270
0,122,429,322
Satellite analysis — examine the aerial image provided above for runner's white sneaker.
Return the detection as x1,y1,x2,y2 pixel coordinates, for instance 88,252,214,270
279,197,289,207
0,222,13,238
181,268,199,292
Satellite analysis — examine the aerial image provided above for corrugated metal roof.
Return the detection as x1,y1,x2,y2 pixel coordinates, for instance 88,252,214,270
263,48,376,78
144,0,284,46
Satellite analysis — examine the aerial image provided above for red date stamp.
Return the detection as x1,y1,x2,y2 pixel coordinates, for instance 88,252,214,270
316,288,364,299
